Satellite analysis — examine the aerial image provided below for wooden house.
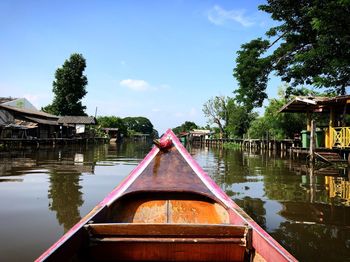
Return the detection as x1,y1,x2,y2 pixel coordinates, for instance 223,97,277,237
279,95,350,149
58,116,97,138
0,97,59,139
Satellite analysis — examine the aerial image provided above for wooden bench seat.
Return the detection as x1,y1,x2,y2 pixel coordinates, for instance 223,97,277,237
84,223,251,261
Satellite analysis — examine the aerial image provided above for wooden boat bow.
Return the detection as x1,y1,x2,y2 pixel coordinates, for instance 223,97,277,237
36,129,297,262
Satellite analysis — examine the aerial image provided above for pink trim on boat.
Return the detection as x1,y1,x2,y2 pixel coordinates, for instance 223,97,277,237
36,143,161,262
167,129,297,262
37,129,297,262
100,145,160,206
35,205,105,262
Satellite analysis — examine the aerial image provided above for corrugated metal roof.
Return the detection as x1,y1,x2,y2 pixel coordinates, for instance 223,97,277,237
0,104,59,119
58,116,96,124
0,97,17,104
279,95,350,113
24,116,59,125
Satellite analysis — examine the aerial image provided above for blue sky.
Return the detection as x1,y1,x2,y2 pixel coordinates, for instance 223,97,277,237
0,0,280,133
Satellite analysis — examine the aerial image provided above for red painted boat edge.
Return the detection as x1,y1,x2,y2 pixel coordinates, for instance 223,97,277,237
168,129,297,262
35,143,160,261
36,129,297,262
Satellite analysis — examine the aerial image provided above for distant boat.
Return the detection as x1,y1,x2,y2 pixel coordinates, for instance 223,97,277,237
36,129,297,262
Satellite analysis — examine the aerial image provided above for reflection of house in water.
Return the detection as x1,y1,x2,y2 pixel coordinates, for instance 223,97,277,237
0,148,100,232
288,161,350,208
279,201,350,227
325,176,350,206
0,154,95,175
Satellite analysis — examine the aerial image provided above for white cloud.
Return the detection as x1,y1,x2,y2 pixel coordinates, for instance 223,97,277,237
119,79,170,92
120,79,150,91
207,5,254,27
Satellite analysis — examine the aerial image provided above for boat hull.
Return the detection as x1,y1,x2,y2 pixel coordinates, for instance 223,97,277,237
36,129,297,262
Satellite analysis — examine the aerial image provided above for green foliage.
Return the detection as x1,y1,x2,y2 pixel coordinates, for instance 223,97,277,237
172,121,198,134
234,0,350,108
123,117,154,135
223,142,241,149
202,96,257,138
43,53,88,115
233,38,271,110
247,117,269,139
96,116,127,136
226,99,258,138
202,96,229,138
248,87,306,139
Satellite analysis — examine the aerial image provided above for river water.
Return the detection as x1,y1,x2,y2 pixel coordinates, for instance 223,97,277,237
0,142,349,261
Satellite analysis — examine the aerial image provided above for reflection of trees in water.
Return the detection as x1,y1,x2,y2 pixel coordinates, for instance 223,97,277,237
234,197,266,229
279,201,350,227
45,146,98,233
209,148,247,186
271,222,350,262
192,146,350,261
48,171,83,232
113,141,152,159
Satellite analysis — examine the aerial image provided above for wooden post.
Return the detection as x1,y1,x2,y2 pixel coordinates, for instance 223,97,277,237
309,120,316,163
328,108,335,148
306,111,311,131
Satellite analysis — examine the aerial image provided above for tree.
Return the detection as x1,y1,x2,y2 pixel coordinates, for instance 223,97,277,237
234,0,350,108
96,116,127,137
43,53,88,115
248,87,306,139
226,99,257,138
172,121,198,134
233,38,271,111
202,96,229,138
123,117,154,135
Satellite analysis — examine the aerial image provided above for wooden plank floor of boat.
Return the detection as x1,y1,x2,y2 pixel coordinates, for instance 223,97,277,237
82,194,252,262
109,196,229,224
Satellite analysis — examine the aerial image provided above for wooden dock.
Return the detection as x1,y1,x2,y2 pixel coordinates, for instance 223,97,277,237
191,137,350,164
192,138,300,151
0,137,109,149
315,152,348,163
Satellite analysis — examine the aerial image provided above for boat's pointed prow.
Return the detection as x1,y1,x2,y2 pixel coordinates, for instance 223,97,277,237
36,127,297,262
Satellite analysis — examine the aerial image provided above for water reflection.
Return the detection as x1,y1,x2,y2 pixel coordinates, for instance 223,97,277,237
190,146,350,261
48,170,83,231
0,143,349,261
46,150,89,232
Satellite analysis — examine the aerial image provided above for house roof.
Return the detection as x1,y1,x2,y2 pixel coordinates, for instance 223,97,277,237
0,104,59,119
0,97,17,104
58,116,96,125
190,129,212,135
279,95,350,114
24,116,59,125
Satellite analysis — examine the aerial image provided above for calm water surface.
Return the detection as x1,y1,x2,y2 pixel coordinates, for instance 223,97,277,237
0,142,349,261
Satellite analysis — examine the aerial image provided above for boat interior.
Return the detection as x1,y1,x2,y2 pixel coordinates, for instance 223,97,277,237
76,192,254,262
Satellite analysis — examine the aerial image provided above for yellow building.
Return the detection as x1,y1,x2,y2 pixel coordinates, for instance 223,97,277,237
279,95,350,149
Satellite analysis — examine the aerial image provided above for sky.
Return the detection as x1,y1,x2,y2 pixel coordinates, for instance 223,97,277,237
0,0,281,134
